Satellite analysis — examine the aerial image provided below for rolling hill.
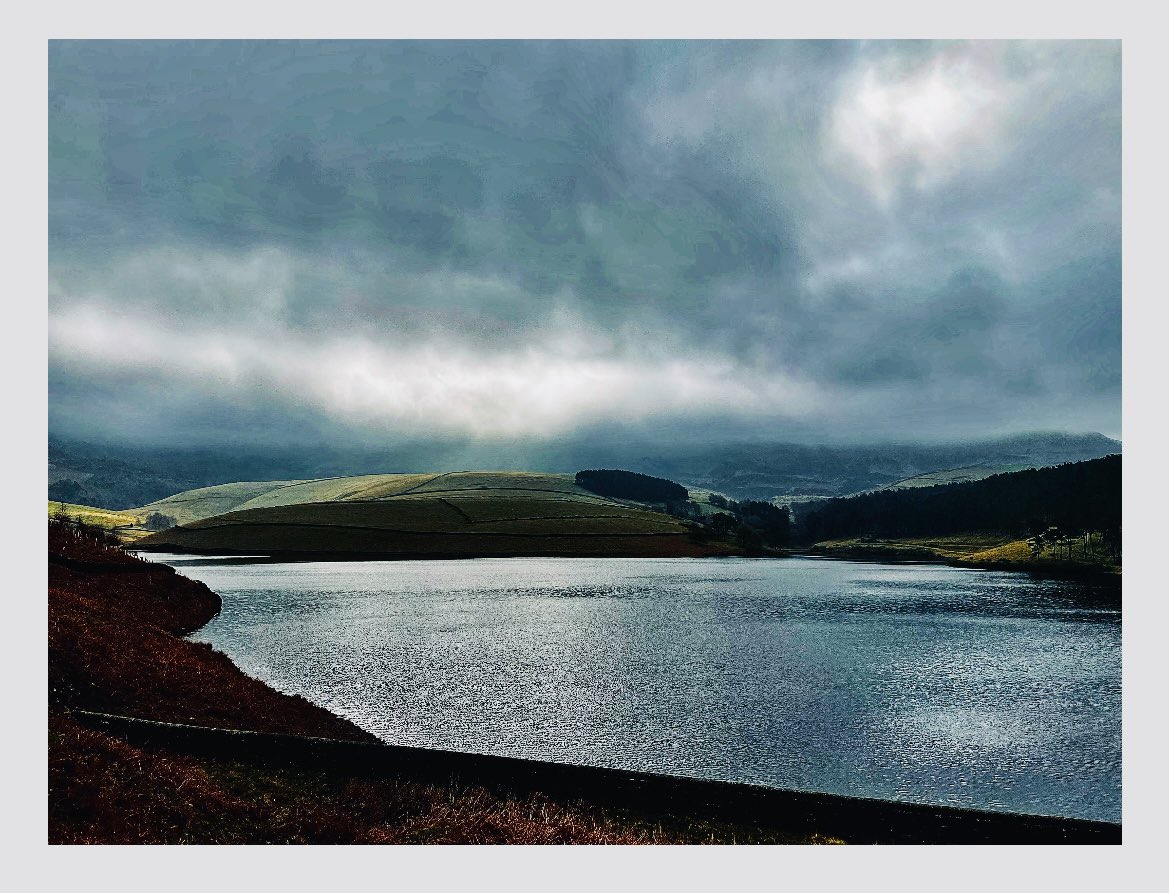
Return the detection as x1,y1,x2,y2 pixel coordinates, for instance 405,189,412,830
133,472,733,559
137,472,623,524
135,480,310,525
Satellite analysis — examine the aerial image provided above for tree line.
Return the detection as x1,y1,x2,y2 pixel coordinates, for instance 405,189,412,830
575,469,689,503
797,454,1120,549
704,494,792,549
575,469,792,552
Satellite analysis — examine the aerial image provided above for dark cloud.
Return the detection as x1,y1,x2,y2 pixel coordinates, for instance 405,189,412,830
48,40,1121,449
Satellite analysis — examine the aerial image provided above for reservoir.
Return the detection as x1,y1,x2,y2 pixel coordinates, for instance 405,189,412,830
140,554,1121,822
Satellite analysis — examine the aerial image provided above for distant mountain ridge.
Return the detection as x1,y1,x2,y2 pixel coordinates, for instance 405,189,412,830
49,440,206,510
48,432,1120,509
591,432,1121,502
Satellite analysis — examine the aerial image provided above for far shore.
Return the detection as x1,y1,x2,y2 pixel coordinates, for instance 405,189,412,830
128,542,745,561
805,538,1121,582
133,540,1121,582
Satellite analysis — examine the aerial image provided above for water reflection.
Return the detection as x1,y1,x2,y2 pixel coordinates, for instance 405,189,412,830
141,555,1120,822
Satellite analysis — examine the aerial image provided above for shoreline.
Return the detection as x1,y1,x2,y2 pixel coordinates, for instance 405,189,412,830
130,543,743,561
134,542,1122,584
802,544,1121,583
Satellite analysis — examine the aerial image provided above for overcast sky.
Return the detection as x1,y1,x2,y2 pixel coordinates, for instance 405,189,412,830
48,40,1121,450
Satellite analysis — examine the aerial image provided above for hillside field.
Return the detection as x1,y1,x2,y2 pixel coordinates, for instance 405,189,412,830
134,472,736,558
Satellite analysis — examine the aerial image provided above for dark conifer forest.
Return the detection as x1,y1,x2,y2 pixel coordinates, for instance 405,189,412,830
798,455,1120,544
575,469,689,503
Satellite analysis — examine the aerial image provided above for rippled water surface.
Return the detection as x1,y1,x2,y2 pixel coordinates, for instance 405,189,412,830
144,554,1121,821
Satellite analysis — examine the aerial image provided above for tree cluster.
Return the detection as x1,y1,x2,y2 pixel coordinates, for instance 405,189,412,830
575,469,688,503
143,512,178,531
702,494,792,550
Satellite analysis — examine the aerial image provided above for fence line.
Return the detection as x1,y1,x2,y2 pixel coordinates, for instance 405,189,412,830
68,708,1120,845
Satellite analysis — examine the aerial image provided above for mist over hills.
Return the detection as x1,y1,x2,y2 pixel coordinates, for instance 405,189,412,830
49,431,1120,510
50,42,1120,462
606,432,1122,502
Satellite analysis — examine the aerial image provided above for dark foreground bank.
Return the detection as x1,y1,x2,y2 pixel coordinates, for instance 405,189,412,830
70,710,1119,845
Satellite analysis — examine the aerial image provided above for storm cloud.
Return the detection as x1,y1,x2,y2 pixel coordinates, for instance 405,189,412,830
48,40,1121,450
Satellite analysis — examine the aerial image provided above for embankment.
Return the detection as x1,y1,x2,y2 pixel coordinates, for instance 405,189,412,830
67,709,1120,845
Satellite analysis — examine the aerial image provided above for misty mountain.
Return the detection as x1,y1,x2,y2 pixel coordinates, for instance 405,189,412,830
50,440,212,509
610,432,1122,501
48,432,1120,510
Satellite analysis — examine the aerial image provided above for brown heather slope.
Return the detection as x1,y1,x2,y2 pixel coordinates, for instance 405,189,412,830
49,521,371,739
49,713,833,844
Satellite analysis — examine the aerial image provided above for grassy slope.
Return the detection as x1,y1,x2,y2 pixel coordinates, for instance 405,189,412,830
135,471,733,558
953,537,1120,574
137,480,308,525
138,497,720,557
48,501,152,543
49,500,145,527
131,472,617,521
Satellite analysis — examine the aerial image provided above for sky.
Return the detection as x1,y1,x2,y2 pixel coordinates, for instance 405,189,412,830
47,40,1122,452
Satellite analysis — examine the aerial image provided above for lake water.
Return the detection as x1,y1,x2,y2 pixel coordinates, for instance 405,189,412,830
140,554,1122,822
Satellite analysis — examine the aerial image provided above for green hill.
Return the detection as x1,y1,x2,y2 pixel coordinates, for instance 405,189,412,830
135,480,309,525
134,472,734,559
134,472,625,523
